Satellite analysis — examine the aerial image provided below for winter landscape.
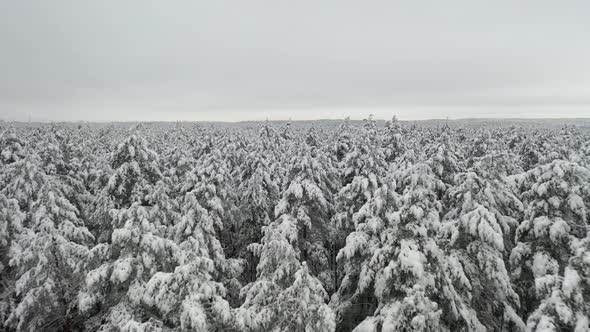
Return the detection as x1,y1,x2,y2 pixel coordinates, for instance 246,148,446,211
0,118,589,331
3,1,590,331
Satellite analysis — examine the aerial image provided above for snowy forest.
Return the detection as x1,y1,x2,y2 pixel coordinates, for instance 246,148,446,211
0,117,589,332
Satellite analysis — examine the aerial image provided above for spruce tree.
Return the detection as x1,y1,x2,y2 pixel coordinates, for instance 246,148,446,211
106,131,162,208
347,164,484,331
442,171,525,331
426,129,465,186
78,199,178,330
0,128,26,166
236,153,281,282
274,145,338,291
6,182,93,331
382,116,405,163
526,234,590,331
0,152,46,214
237,215,335,332
511,160,590,325
0,195,24,327
136,190,234,331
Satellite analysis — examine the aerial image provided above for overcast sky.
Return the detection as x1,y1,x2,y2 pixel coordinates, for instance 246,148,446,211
1,1,589,122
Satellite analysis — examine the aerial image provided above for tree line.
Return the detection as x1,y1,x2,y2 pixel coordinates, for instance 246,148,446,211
0,117,589,331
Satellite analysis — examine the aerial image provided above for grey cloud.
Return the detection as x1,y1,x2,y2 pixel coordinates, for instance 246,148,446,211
1,0,589,121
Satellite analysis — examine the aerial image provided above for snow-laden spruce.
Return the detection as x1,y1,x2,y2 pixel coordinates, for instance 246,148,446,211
511,160,590,331
136,189,235,331
337,163,484,331
0,128,26,166
235,152,281,281
237,215,336,332
426,128,465,185
180,148,244,302
382,116,406,163
333,115,388,231
332,173,398,330
78,198,179,330
6,180,94,331
275,144,339,291
442,171,525,331
0,152,47,213
527,234,590,331
0,195,24,325
106,132,162,208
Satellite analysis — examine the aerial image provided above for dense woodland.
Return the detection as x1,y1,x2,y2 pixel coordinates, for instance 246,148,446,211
0,117,589,332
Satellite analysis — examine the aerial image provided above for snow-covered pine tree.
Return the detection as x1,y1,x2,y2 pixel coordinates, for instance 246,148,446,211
106,130,162,208
519,137,543,172
333,117,354,163
0,150,49,324
442,171,525,331
181,149,234,242
468,131,490,160
382,116,405,163
580,139,590,169
236,153,281,282
569,129,590,168
506,125,524,151
143,180,182,236
136,189,235,331
36,130,67,176
332,175,398,331
258,120,280,150
0,195,24,326
180,148,243,301
177,187,242,289
544,126,581,165
82,130,115,243
472,148,523,180
511,160,590,326
526,233,590,331
274,145,338,292
162,145,195,195
0,128,26,166
89,129,162,244
0,152,46,215
334,115,387,231
350,163,484,331
330,116,388,302
305,126,319,147
469,153,526,253
224,131,250,174
73,130,111,198
279,121,294,141
78,185,179,330
466,130,510,169
426,128,465,186
237,215,335,332
536,132,568,167
188,130,215,161
36,129,95,229
5,181,93,331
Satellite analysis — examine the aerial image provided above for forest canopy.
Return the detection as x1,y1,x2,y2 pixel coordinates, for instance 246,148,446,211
1,118,589,332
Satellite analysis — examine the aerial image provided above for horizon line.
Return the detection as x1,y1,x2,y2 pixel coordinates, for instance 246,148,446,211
2,116,590,124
